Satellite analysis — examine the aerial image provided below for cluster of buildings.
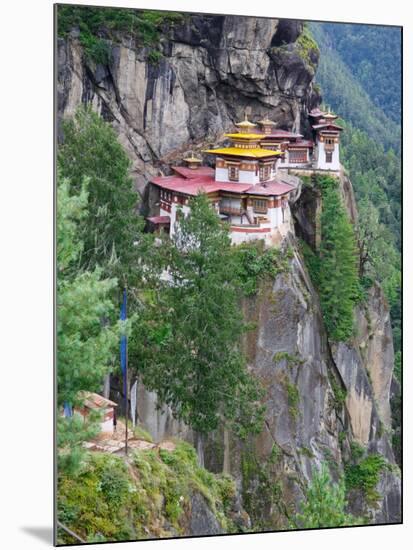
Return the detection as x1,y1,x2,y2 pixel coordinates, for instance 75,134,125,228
147,109,342,245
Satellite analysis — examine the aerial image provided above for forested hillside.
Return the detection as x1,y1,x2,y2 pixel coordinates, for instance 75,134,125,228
317,23,401,124
309,23,401,153
309,21,402,377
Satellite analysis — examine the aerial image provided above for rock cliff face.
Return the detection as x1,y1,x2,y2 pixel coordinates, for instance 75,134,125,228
57,14,319,196
57,13,400,528
203,223,400,527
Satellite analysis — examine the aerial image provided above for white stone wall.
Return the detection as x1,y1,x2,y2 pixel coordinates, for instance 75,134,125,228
169,202,191,237
315,139,340,171
215,166,260,184
228,202,292,246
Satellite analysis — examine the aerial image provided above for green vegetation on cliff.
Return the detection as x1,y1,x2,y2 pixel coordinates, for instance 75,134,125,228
57,441,238,544
133,194,265,438
301,175,360,342
293,464,359,528
57,174,121,475
295,24,319,71
308,22,401,364
339,119,401,360
344,444,398,509
57,5,185,63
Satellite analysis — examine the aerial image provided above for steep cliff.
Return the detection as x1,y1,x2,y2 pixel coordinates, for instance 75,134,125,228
57,11,400,529
203,218,400,528
57,14,320,196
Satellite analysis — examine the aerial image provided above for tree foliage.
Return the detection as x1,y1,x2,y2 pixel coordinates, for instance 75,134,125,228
134,195,265,437
57,5,185,64
57,176,120,406
57,175,121,475
303,176,360,342
58,106,148,285
293,464,359,528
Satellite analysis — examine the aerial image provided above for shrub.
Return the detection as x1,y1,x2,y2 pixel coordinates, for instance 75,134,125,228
293,463,360,528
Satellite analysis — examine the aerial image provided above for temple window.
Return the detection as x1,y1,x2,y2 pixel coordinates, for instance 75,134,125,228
253,199,268,214
259,165,271,181
325,151,333,163
289,150,307,163
228,165,239,181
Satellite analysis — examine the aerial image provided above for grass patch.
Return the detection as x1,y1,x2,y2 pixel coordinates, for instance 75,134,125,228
344,446,392,509
296,25,319,71
233,241,290,297
57,5,185,63
57,440,238,544
133,425,153,442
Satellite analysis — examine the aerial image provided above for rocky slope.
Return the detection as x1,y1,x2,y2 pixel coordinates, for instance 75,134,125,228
203,205,400,527
57,12,401,529
57,15,320,196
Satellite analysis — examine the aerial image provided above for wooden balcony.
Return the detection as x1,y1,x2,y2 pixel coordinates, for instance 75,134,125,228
219,205,242,215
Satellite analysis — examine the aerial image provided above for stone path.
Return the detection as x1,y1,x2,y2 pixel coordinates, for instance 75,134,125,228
83,421,176,455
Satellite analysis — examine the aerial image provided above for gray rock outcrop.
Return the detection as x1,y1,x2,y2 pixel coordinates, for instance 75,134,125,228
57,15,319,197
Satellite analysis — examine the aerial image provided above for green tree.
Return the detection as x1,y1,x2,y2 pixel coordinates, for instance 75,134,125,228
57,176,121,474
317,176,360,341
57,176,120,406
293,464,359,528
58,106,148,285
138,194,264,440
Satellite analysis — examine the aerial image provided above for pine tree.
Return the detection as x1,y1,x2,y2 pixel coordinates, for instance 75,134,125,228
317,176,360,341
137,194,264,438
57,175,121,474
58,106,148,285
293,464,360,528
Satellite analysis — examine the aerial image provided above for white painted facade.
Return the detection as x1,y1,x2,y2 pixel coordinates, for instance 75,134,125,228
278,148,311,169
215,165,259,184
229,203,292,246
215,159,278,185
314,137,340,171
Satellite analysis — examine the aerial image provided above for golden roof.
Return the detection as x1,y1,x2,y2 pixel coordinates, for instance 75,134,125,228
183,154,202,163
257,118,276,126
224,133,264,140
235,114,257,129
204,147,282,158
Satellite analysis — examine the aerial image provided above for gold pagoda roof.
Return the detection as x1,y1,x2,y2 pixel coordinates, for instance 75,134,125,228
235,118,257,128
204,147,282,158
257,118,276,126
183,153,202,163
224,133,264,140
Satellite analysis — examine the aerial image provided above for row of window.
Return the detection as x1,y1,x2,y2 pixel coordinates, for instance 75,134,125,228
219,199,272,214
160,190,172,202
227,164,273,182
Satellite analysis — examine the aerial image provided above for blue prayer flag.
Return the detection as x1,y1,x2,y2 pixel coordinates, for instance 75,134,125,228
63,402,73,418
120,289,127,395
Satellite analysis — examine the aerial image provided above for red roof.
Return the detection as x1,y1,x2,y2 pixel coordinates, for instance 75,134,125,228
312,123,343,131
260,130,303,139
172,166,215,179
309,108,325,117
245,181,294,196
151,174,294,197
288,139,314,148
79,392,118,409
147,215,171,225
